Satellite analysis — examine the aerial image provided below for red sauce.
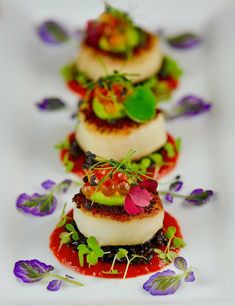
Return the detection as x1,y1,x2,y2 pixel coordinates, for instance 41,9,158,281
50,210,182,279
59,133,179,179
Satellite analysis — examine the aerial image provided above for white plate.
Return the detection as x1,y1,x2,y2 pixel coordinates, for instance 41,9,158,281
0,0,235,305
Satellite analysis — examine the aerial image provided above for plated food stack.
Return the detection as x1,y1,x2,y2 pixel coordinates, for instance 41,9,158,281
50,151,182,278
62,4,182,100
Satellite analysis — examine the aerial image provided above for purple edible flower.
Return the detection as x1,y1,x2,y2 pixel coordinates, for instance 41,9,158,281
185,189,214,205
37,20,69,44
57,179,73,193
143,269,181,296
184,271,195,282
174,256,187,271
170,181,183,192
16,193,57,216
36,98,66,111
165,193,173,203
167,33,201,49
14,259,54,283
177,95,212,116
47,279,62,291
41,180,56,190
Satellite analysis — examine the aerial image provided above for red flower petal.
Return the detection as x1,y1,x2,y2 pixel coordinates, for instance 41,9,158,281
124,195,143,215
139,179,158,193
129,187,152,207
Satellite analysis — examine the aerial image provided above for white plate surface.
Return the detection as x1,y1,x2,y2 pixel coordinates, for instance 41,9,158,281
0,0,235,305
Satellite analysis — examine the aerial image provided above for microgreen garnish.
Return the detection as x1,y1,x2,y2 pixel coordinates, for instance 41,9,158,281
63,153,74,172
16,179,74,217
166,32,201,49
143,257,195,296
160,56,183,80
163,95,212,119
154,226,185,264
77,236,105,266
103,248,146,278
36,98,67,111
56,203,70,228
14,259,83,291
37,20,70,45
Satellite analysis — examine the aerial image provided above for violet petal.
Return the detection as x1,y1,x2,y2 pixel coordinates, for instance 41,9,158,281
177,95,212,116
170,181,183,192
16,193,57,216
41,180,56,190
36,98,66,111
165,193,173,203
167,33,201,49
185,189,213,205
57,179,73,193
37,20,69,44
143,269,181,295
174,257,187,271
14,259,54,283
47,279,62,291
184,271,195,282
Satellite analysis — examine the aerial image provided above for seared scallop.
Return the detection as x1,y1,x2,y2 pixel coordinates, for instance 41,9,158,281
73,192,164,246
76,34,163,84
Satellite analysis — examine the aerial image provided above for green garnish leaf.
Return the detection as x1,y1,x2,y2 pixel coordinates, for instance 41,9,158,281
164,143,176,158
150,153,164,165
116,248,128,259
77,244,90,266
65,223,79,241
173,237,186,248
175,137,182,152
161,56,183,80
77,236,104,267
165,226,176,239
123,86,156,123
59,232,72,251
63,154,74,172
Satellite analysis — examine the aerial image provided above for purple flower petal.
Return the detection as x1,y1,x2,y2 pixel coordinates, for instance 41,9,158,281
177,95,212,116
185,189,213,205
14,259,54,283
47,279,62,291
184,271,195,282
143,269,181,295
36,98,66,111
16,193,57,216
165,193,173,203
37,20,69,44
170,181,183,192
167,33,201,49
57,179,73,193
174,257,187,271
41,180,56,190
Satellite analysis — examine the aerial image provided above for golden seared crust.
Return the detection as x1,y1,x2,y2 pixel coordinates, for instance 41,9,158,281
79,106,159,135
76,33,163,83
72,191,163,222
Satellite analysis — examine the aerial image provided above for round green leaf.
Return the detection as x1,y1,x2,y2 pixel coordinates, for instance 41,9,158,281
123,86,156,123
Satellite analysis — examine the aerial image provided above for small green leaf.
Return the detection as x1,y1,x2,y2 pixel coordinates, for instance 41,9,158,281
159,253,167,259
65,223,79,241
59,232,72,250
154,248,163,255
175,138,182,152
116,248,128,259
87,236,100,250
123,86,156,123
165,226,176,239
150,153,164,165
87,253,99,266
77,244,89,266
54,138,70,150
56,216,67,228
173,237,186,248
167,251,178,262
161,56,183,80
164,143,176,158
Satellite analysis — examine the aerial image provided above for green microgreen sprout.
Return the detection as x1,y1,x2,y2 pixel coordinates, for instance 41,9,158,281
58,222,79,251
77,236,109,267
63,153,74,172
154,226,185,264
56,203,72,228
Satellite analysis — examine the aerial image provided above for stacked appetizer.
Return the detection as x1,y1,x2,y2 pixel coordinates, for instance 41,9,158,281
61,4,182,101
58,72,180,178
50,151,183,278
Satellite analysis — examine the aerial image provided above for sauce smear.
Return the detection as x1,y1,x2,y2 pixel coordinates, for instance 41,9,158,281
60,133,179,179
50,210,182,279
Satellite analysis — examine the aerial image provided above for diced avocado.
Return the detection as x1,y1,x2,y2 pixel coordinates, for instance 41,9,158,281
93,97,125,120
90,191,124,206
126,27,139,47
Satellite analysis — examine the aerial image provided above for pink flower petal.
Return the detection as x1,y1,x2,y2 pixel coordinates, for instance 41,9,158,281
129,187,152,207
139,179,158,193
124,195,143,215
